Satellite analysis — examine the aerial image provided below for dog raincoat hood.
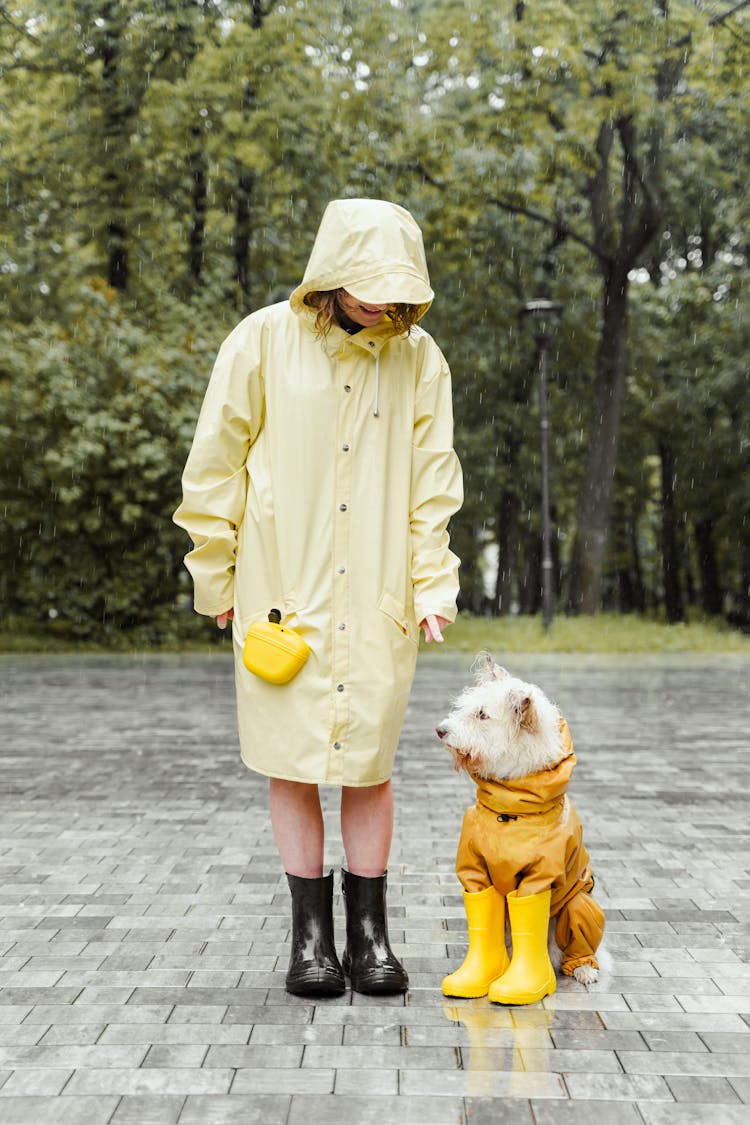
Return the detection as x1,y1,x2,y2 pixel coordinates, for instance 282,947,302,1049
174,199,462,786
289,198,434,319
471,721,577,817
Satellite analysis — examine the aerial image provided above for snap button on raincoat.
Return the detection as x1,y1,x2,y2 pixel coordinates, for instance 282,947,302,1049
174,199,463,786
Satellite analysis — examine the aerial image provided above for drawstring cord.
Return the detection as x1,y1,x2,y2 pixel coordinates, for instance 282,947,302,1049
373,353,380,418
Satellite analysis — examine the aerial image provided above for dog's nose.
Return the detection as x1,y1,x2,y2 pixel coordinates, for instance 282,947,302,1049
436,726,447,740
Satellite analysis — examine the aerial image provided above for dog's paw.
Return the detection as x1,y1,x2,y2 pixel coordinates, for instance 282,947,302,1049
572,964,599,986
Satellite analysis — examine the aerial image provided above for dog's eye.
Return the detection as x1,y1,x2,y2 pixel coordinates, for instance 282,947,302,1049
476,709,490,721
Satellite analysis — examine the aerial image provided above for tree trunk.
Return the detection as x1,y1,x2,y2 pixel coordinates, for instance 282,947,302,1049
682,512,697,607
105,215,128,291
188,126,208,285
234,80,258,310
567,45,672,613
101,14,130,291
628,515,647,612
659,440,685,624
737,535,750,629
493,489,520,615
456,534,485,614
567,270,629,612
694,518,723,615
519,529,541,615
612,497,646,613
234,168,255,309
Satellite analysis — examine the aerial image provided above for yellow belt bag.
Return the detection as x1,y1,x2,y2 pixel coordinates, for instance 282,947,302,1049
243,609,310,685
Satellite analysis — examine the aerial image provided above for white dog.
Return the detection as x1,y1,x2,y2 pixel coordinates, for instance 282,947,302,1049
437,654,606,999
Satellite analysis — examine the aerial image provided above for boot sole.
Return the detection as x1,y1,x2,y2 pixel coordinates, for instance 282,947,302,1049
286,970,346,998
488,977,556,1005
441,981,491,999
346,970,409,995
286,981,346,998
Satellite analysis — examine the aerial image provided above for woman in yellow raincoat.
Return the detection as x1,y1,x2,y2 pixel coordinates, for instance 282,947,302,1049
174,198,463,998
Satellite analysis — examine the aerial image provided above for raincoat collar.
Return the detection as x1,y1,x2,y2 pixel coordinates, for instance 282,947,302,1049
289,198,433,325
472,756,580,819
319,315,396,419
469,716,577,818
326,319,394,357
471,752,577,819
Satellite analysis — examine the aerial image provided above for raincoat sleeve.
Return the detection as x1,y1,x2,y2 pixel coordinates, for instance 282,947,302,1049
410,342,463,624
173,317,265,617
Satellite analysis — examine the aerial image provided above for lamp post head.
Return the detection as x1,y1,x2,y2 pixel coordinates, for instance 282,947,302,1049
521,298,563,344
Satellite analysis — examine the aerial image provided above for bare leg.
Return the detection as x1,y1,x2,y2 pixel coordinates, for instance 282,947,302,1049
269,779,324,877
341,780,393,877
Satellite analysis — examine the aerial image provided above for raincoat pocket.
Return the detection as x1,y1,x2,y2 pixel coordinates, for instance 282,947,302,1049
378,591,418,647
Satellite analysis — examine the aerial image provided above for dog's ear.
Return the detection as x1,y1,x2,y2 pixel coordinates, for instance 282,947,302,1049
516,693,540,735
471,652,509,683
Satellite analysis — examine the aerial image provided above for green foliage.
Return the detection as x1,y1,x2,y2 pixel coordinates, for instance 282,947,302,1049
0,281,213,640
1,0,748,639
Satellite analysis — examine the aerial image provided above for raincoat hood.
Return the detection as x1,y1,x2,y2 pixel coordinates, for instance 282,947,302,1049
471,753,577,819
289,198,434,322
470,720,577,818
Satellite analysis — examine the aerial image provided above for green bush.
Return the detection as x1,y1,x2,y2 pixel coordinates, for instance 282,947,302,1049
0,281,213,640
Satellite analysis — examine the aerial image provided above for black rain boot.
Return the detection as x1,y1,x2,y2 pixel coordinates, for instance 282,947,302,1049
285,870,345,998
341,868,409,995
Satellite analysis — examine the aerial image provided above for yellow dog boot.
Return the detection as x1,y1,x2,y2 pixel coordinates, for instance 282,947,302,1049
488,888,556,1005
442,885,509,998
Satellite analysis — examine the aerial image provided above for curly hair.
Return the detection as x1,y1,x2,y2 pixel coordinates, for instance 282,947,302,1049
303,289,422,337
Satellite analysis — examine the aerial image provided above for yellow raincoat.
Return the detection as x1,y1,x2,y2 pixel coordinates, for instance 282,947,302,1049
456,720,605,974
174,199,463,786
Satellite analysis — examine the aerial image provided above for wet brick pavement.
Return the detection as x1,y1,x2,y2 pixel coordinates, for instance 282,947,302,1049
0,649,748,1124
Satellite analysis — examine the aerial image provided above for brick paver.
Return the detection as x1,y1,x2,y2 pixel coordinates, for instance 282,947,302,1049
1,649,749,1123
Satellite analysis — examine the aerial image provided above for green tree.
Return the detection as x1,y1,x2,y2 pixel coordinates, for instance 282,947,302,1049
395,0,749,616
1,0,748,636
0,281,213,638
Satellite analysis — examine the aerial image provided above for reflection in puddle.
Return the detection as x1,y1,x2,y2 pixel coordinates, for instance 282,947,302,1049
442,996,555,1097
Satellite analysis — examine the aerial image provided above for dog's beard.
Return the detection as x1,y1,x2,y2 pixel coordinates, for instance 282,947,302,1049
446,744,499,779
445,737,557,781
446,744,474,774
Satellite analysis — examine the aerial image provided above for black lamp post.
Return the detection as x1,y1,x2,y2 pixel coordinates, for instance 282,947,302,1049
522,298,563,633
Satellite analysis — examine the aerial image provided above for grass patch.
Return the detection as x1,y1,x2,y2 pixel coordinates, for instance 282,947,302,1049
437,612,750,654
0,611,747,656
